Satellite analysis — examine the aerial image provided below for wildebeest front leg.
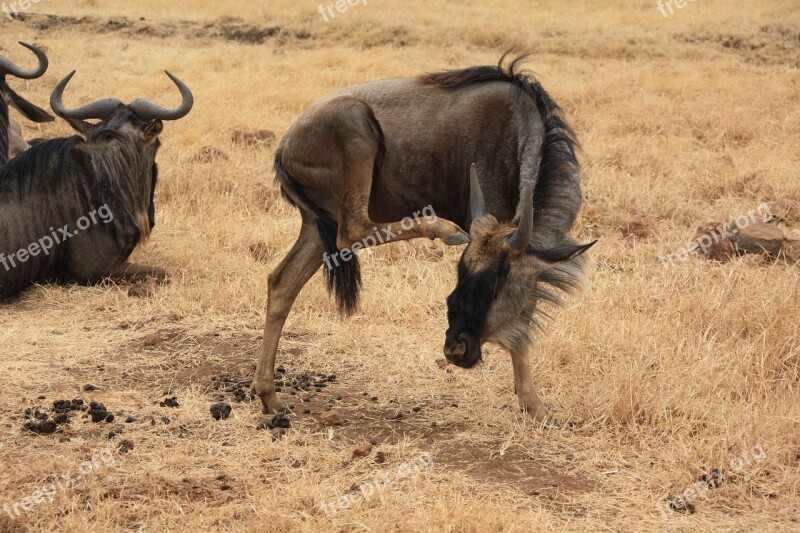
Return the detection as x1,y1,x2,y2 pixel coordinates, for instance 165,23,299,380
252,218,324,414
511,347,553,424
109,262,167,283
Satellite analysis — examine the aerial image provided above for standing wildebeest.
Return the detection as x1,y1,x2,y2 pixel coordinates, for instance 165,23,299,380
251,55,594,423
0,42,54,164
0,70,193,299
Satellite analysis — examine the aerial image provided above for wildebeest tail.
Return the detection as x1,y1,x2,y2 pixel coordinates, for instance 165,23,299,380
273,148,362,316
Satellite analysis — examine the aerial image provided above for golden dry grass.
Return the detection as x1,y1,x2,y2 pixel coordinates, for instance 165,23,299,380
1,0,799,531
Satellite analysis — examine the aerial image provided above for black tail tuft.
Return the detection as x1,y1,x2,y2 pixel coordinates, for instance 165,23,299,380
273,149,362,316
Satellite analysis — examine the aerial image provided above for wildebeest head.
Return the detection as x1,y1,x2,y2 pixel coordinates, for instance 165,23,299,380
443,164,595,368
0,42,54,160
50,70,193,148
49,70,193,238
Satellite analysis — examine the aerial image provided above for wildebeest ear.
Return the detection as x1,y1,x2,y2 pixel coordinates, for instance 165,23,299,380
8,90,54,123
532,240,597,263
144,119,163,142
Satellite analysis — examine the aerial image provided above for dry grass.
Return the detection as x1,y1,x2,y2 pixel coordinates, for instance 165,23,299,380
1,0,799,531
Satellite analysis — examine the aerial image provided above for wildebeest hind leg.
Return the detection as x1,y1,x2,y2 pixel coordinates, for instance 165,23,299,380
335,164,469,249
252,217,324,414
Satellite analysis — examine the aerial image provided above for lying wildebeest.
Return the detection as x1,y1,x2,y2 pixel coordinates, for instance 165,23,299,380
0,42,54,164
252,55,594,423
0,70,193,299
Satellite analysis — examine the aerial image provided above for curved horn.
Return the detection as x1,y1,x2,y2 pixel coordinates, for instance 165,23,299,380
469,163,488,222
129,71,194,121
50,71,124,120
0,42,48,79
507,181,535,253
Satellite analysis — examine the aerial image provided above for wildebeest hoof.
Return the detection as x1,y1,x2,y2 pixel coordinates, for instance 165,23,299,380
521,404,559,428
443,231,471,246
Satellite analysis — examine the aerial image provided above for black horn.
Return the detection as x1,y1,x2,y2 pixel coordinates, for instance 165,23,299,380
469,162,488,224
0,42,48,80
507,180,534,252
129,71,194,121
50,71,124,120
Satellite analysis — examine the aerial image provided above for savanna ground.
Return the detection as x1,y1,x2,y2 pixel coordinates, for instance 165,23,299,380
1,0,799,531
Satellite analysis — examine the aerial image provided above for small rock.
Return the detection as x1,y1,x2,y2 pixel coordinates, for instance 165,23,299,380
412,405,422,413
783,232,800,262
666,495,696,514
732,221,784,256
374,451,386,464
210,402,232,421
125,416,136,423
128,278,158,299
190,145,229,163
621,216,657,239
699,468,724,489
435,358,450,370
249,242,272,263
118,439,134,453
83,384,97,392
231,129,276,146
352,443,373,458
320,410,343,426
143,334,162,347
692,222,734,262
160,397,180,408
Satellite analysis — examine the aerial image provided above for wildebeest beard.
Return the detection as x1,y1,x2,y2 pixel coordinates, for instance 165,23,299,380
444,250,510,368
85,124,161,239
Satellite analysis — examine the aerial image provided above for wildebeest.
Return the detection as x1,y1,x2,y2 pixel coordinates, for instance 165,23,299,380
0,70,193,299
0,42,54,164
251,55,594,423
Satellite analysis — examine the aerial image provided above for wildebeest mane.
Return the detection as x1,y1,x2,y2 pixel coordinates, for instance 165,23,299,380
419,52,582,249
0,136,80,198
